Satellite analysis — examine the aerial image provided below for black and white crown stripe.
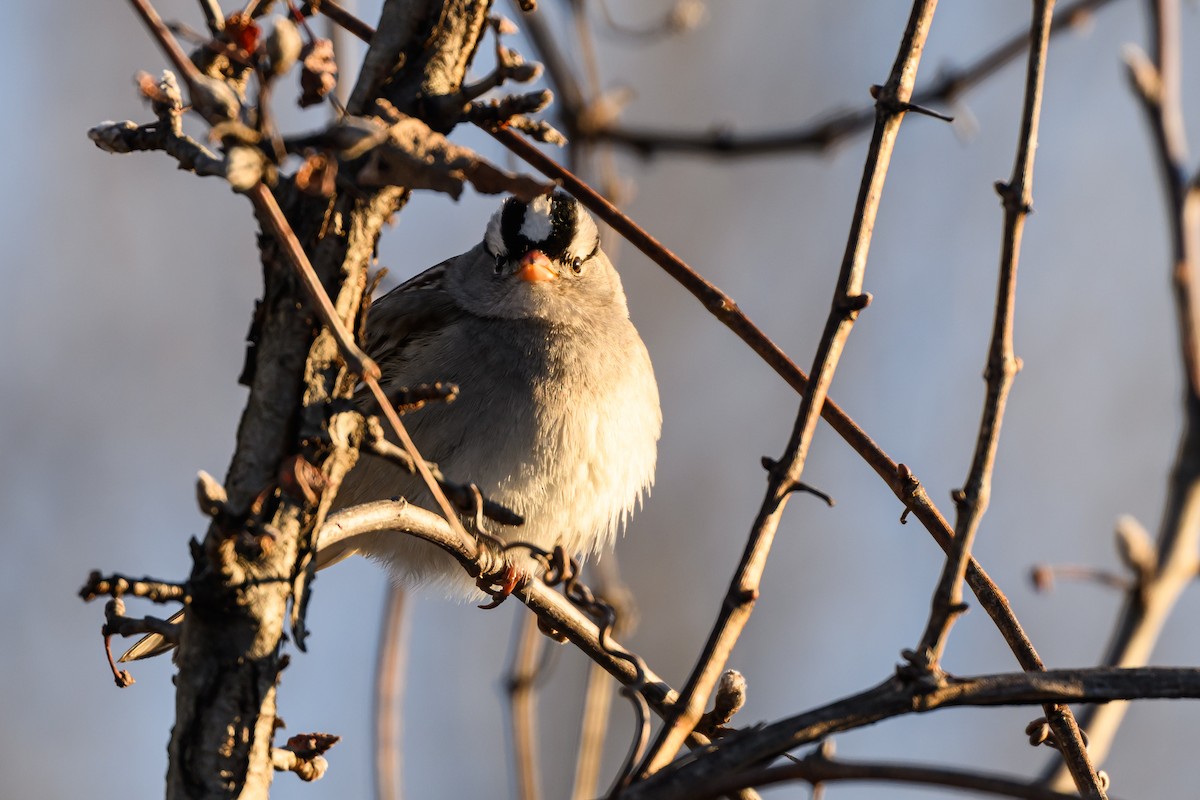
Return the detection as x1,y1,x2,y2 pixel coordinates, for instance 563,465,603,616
484,192,599,263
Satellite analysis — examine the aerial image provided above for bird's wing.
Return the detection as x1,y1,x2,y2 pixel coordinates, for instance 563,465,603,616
365,256,468,373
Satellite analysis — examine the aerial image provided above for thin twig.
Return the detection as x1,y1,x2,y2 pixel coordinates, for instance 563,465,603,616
198,0,224,34
624,665,1200,800
511,2,584,119
128,0,205,87
315,0,377,42
634,0,941,777
901,6,1108,795
1029,564,1133,593
243,181,479,557
79,572,187,603
1045,0,1200,786
364,417,524,526
572,660,614,800
580,0,1122,158
507,612,545,800
373,585,408,800
570,556,635,800
247,184,380,379
910,0,1051,674
687,753,1100,800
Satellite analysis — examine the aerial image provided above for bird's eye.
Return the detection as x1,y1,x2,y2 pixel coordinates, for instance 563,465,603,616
571,256,584,274
493,253,505,274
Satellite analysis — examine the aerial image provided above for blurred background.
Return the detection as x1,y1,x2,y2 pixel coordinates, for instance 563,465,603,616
3,1,1199,797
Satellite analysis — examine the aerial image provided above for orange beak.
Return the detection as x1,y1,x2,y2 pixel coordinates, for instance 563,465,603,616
515,250,557,283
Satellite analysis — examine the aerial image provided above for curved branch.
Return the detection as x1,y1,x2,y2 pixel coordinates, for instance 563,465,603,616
317,501,677,708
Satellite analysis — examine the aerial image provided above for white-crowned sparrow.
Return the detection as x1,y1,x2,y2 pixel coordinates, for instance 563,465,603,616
322,189,661,591
121,191,660,659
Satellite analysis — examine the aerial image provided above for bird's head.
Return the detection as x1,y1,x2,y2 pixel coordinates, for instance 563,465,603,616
449,192,627,323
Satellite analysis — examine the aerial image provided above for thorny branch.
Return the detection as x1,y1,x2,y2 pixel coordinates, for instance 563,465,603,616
909,0,1048,680
1044,0,1200,787
901,4,1107,794
634,0,942,777
625,665,1200,800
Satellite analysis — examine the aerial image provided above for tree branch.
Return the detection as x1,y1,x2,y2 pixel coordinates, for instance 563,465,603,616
691,750,1101,800
634,0,942,777
316,500,676,707
902,7,1106,794
506,612,545,800
626,666,1200,800
910,0,1050,676
372,585,408,800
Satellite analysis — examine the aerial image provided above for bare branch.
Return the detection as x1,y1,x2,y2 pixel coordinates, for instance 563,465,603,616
363,416,525,526
317,500,676,708
506,613,545,800
572,661,614,800
689,751,1099,800
579,0,1122,158
198,0,224,35
896,5,1106,793
79,572,187,604
635,0,941,776
909,0,1051,675
89,119,226,176
247,184,380,378
372,586,408,800
626,666,1200,800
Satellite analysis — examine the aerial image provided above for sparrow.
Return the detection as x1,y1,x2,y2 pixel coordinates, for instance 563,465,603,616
322,189,662,590
121,191,660,660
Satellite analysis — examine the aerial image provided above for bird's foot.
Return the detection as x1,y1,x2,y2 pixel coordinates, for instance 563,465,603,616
477,562,526,609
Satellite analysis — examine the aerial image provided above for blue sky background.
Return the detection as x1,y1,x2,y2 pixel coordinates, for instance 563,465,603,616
3,1,1200,798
